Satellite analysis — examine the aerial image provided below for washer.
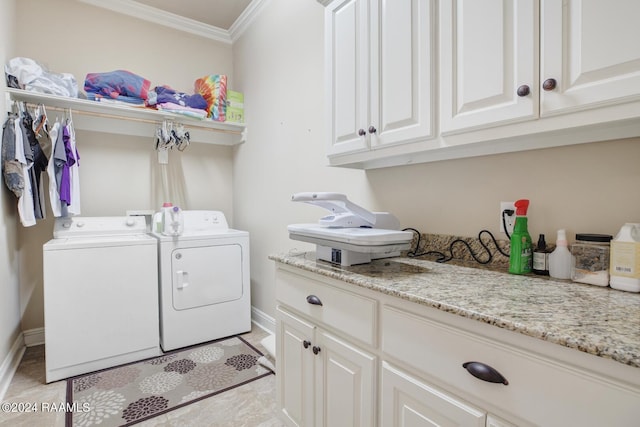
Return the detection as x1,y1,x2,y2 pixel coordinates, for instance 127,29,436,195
43,216,160,383
153,210,251,351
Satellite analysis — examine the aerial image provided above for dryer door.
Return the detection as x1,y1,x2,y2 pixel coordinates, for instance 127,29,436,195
171,243,243,310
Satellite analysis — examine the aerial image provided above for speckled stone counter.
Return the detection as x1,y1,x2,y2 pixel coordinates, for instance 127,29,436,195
269,251,640,369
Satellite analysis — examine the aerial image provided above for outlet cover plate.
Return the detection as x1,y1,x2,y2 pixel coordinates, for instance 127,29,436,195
500,201,516,234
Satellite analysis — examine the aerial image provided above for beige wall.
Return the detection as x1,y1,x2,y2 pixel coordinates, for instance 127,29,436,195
13,0,236,331
232,0,640,322
0,0,22,382
5,0,640,337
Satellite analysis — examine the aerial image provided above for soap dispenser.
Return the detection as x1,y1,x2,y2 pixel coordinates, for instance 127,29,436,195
508,199,532,275
549,229,572,279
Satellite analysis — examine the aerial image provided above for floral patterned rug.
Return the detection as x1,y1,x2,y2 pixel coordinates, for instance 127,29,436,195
65,336,273,427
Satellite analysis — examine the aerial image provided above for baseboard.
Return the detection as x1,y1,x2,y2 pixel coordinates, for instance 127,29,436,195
23,327,45,347
251,306,275,334
0,333,26,402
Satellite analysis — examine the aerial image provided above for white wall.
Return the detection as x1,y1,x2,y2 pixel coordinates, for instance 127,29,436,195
0,0,23,398
232,0,374,322
13,0,236,331
232,0,640,322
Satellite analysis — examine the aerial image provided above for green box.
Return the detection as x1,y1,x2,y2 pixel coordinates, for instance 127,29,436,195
226,90,244,123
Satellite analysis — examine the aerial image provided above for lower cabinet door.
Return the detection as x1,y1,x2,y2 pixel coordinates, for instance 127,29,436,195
277,307,316,427
316,330,377,427
381,362,486,427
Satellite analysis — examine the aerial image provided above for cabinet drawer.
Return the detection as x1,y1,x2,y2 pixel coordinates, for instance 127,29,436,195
276,268,376,347
382,305,640,426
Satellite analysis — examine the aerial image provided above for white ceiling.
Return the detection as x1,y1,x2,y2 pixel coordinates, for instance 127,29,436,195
132,0,254,30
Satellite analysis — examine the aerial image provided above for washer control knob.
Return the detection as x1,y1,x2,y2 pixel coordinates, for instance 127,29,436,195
76,221,85,228
62,221,71,228
175,253,182,260
126,218,136,226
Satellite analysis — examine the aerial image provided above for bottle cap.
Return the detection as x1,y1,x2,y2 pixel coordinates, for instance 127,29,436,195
556,229,568,246
537,234,546,249
514,199,529,216
162,202,173,207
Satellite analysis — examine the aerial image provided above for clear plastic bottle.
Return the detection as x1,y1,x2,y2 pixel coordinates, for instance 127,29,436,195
549,229,572,280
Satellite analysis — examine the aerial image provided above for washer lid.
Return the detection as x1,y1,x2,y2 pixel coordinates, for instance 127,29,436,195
53,216,148,238
44,233,156,250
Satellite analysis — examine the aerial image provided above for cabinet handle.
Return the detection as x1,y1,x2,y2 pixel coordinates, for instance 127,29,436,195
303,340,311,349
462,361,509,385
516,85,530,97
542,78,557,91
358,128,366,136
306,295,323,306
312,346,321,355
368,126,377,134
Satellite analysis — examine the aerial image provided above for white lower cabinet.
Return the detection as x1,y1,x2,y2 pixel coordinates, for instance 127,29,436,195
381,362,486,427
381,305,640,427
277,307,315,427
275,265,378,427
276,307,376,427
274,262,640,426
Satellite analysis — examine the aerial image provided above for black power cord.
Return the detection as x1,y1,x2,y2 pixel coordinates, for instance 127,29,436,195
403,227,510,265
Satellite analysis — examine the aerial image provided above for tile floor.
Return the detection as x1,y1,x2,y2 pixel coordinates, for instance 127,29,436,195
1,326,283,426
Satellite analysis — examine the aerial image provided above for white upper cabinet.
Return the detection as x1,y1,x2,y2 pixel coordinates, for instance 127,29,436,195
439,0,538,133
540,0,640,115
325,0,436,156
441,0,640,133
325,0,369,155
321,0,640,168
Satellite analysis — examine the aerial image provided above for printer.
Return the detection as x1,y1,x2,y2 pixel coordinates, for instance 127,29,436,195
287,192,414,266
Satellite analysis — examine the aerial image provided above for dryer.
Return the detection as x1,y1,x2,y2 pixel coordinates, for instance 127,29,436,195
43,216,160,382
153,210,251,351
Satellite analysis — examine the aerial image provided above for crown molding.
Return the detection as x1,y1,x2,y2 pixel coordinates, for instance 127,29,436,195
229,0,270,42
77,0,234,44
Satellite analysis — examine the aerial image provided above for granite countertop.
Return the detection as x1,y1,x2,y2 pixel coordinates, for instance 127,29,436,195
269,251,640,369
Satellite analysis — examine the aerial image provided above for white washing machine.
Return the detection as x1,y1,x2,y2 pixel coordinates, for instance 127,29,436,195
42,216,160,383
153,210,251,351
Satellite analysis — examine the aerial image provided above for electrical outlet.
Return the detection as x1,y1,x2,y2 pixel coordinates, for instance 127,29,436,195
500,201,516,234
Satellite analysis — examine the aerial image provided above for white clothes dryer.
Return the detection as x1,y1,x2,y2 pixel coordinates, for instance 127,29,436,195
152,210,251,351
43,216,160,383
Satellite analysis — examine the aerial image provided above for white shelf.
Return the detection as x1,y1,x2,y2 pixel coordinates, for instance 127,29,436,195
6,88,245,145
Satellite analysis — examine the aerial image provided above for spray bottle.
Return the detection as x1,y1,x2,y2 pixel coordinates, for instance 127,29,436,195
549,229,572,279
509,199,533,275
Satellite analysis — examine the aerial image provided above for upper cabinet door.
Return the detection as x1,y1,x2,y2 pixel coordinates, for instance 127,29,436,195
440,0,538,133
326,0,436,156
541,0,640,116
370,0,436,149
325,0,370,155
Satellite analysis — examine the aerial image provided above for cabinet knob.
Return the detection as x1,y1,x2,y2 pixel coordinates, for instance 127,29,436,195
306,295,323,306
358,128,366,136
312,346,321,355
368,126,377,134
516,85,530,97
303,340,311,349
462,361,509,385
542,78,557,91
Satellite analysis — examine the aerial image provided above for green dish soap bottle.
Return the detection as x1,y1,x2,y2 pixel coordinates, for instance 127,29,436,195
509,199,533,275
